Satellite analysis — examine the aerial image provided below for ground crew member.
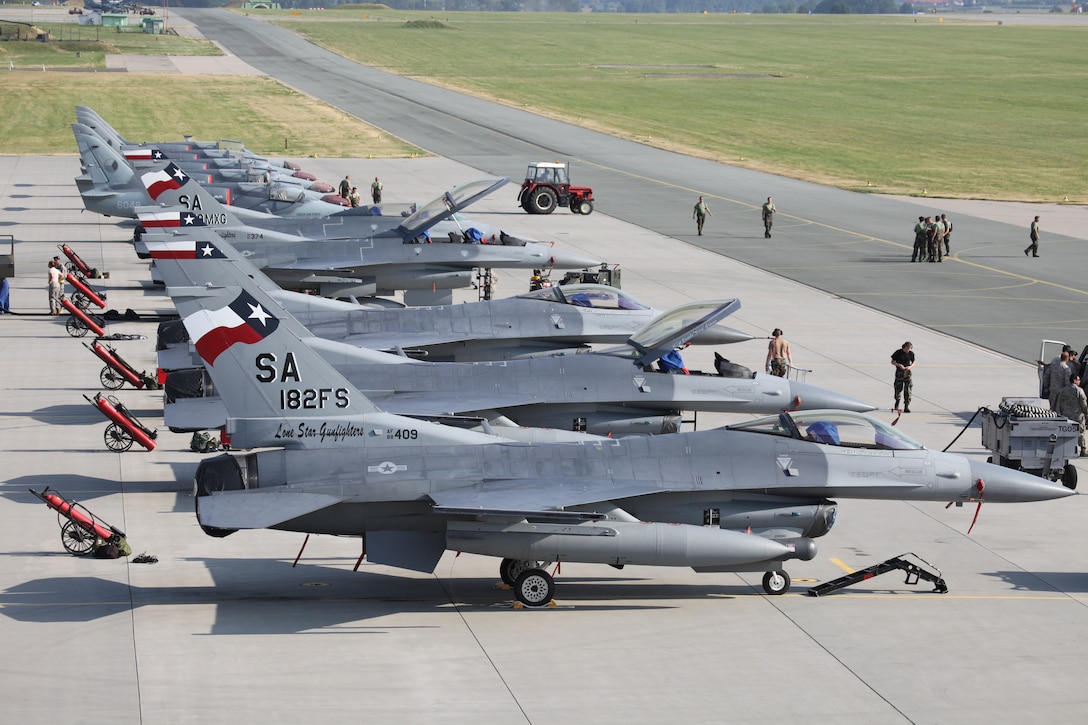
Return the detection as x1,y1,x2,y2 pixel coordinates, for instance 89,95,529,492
1056,374,1088,454
339,175,351,200
766,328,792,377
892,341,915,412
693,196,712,236
761,197,776,238
371,177,383,204
1025,215,1041,257
912,216,927,262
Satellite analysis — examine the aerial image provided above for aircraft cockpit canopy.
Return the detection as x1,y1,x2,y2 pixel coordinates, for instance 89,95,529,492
518,284,650,311
268,186,305,203
627,299,740,367
728,410,925,451
400,176,509,234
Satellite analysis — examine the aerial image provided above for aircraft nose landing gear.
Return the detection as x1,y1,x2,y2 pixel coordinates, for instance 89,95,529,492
762,570,791,595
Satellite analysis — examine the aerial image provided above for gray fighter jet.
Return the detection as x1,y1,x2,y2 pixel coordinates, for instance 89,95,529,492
139,186,598,304
135,167,515,247
73,123,349,219
154,240,753,369
151,236,873,436
172,278,1074,606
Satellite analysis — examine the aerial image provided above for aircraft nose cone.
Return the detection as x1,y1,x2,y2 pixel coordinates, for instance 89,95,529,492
691,325,755,346
969,459,1077,503
539,246,602,270
788,379,876,413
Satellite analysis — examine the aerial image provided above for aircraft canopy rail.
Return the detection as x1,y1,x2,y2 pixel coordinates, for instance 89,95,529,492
728,411,926,451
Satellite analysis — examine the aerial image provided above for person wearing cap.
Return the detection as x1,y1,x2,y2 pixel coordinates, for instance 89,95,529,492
891,342,915,412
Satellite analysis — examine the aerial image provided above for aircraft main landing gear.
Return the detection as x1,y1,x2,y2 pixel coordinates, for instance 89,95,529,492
513,568,555,608
499,557,545,587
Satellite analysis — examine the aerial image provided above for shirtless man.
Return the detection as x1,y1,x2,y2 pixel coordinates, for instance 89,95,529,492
766,328,792,377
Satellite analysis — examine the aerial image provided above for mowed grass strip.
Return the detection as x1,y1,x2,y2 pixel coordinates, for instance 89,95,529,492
0,74,423,158
275,11,1088,202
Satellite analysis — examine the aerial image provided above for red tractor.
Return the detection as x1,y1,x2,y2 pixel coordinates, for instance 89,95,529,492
517,161,594,215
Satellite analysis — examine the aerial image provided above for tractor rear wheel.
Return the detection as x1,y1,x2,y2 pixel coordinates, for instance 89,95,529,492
529,187,558,215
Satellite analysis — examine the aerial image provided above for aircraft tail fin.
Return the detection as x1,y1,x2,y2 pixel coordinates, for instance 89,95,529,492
144,230,278,294
72,123,135,188
164,237,503,450
74,106,131,149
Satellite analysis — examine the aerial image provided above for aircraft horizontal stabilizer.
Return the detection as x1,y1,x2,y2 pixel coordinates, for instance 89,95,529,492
196,490,346,531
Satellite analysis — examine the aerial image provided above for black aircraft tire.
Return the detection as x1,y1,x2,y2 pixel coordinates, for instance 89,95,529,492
500,558,545,587
61,520,97,556
762,570,791,596
1063,463,1078,490
513,569,555,608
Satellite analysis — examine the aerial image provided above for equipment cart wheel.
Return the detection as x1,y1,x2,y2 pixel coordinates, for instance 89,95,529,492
61,520,97,556
1062,463,1078,490
72,292,91,310
762,570,791,596
65,316,91,338
100,366,126,390
499,558,545,587
104,422,134,452
513,569,555,608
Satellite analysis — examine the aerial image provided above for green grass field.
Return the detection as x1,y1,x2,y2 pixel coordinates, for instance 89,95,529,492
270,10,1088,202
0,74,422,158
0,10,1084,201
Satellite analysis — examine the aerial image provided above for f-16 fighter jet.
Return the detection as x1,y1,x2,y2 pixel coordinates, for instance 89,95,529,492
171,273,1074,606
152,235,752,369
150,236,874,436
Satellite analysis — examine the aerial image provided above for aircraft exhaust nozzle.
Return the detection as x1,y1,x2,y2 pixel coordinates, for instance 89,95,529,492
787,379,876,413
967,459,1077,503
